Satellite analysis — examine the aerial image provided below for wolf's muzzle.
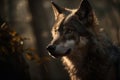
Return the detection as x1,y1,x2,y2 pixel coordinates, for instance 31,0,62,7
46,45,71,58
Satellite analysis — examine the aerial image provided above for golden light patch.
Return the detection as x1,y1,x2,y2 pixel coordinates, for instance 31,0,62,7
62,57,74,70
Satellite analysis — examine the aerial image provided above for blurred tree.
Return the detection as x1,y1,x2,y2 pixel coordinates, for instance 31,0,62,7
28,0,50,80
4,0,35,80
0,0,6,17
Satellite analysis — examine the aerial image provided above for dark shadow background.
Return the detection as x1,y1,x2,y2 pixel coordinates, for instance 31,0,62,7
0,0,119,80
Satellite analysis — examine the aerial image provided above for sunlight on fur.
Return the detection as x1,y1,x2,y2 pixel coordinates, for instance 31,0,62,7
62,57,75,72
62,57,81,80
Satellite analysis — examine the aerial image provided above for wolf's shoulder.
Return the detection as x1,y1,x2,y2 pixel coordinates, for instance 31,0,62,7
98,32,120,60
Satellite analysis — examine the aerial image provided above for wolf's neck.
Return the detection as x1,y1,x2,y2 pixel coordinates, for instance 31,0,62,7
62,57,81,80
62,40,110,80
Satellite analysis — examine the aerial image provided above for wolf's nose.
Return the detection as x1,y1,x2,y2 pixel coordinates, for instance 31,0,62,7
46,45,56,53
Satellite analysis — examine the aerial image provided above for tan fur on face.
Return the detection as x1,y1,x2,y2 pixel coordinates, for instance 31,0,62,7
51,14,65,44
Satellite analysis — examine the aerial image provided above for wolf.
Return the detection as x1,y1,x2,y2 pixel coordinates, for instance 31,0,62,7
47,0,120,80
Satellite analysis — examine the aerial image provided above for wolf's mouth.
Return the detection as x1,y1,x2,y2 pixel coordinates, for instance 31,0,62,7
47,46,71,58
47,40,75,58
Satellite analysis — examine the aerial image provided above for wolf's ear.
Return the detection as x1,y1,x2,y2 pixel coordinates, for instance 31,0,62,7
51,1,70,20
51,1,65,20
75,0,94,25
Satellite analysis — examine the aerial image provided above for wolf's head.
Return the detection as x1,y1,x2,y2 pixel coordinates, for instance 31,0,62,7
47,0,98,58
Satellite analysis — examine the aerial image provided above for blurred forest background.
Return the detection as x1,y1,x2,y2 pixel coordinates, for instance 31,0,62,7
0,0,120,80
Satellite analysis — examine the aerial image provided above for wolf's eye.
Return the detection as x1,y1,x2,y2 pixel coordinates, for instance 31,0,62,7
64,29,73,34
68,30,73,33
